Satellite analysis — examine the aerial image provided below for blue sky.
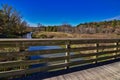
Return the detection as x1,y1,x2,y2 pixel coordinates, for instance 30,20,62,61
0,0,120,26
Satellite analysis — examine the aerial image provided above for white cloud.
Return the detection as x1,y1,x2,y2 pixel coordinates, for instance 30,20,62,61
104,15,120,21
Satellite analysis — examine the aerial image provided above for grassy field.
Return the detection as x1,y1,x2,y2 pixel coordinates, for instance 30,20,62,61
32,31,120,39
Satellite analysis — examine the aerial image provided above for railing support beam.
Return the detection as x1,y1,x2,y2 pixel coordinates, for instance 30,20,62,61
114,42,119,59
65,41,70,69
95,43,99,63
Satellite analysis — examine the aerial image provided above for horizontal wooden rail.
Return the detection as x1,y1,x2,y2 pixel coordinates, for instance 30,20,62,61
1,49,120,69
0,38,120,78
0,45,120,58
0,38,120,47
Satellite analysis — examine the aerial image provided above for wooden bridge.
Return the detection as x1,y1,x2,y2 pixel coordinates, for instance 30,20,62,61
0,39,120,80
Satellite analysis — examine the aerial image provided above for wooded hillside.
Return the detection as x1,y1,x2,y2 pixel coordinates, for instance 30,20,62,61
30,20,120,35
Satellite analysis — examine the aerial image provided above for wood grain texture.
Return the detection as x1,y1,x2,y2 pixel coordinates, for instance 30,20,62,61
44,61,120,80
0,38,120,79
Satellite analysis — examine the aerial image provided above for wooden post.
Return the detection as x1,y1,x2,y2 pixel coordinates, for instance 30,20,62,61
114,42,119,59
19,42,28,77
65,41,70,69
95,43,99,63
19,42,27,67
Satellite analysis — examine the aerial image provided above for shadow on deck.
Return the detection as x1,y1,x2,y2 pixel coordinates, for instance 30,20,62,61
12,58,120,80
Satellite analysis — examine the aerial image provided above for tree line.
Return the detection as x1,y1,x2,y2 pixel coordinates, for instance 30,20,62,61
76,20,120,34
32,20,120,35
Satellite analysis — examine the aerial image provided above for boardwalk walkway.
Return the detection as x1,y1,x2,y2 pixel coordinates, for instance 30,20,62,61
45,61,120,80
14,59,120,80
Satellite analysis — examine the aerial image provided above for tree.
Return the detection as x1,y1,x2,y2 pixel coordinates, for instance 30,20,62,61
0,4,28,37
0,10,4,32
112,20,117,27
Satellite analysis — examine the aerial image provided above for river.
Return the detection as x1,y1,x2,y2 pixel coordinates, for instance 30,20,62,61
24,33,80,68
24,32,63,68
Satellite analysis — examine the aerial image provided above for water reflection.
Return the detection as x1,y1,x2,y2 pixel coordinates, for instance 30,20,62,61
28,46,62,68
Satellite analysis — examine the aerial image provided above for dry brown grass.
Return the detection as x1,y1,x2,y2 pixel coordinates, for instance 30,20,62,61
33,31,120,39
76,33,120,39
33,32,73,38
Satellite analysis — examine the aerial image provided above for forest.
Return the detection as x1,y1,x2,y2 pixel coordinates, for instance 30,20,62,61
31,20,120,35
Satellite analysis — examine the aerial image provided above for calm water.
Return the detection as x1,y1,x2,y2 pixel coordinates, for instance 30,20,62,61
24,32,63,60
28,46,62,68
28,46,62,59
24,33,63,68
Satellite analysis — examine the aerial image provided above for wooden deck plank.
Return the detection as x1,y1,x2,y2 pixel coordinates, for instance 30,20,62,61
65,73,79,80
103,65,120,79
73,71,86,80
93,66,114,80
56,76,66,80
63,74,73,80
85,68,104,80
84,69,101,80
44,61,120,80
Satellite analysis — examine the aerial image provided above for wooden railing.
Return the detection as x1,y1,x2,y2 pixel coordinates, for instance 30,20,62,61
0,38,120,78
